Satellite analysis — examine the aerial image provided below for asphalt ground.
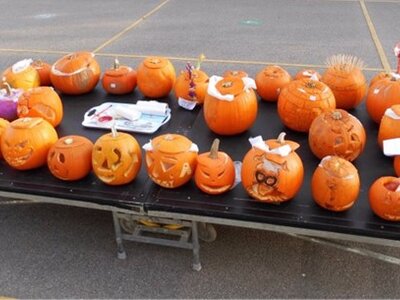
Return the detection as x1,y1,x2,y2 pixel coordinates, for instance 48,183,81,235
0,0,400,298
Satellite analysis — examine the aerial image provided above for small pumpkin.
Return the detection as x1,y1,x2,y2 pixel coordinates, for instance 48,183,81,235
321,54,367,110
32,60,52,86
241,133,304,203
369,176,400,221
294,69,322,81
2,59,40,91
378,105,400,148
0,118,10,159
174,63,209,104
92,127,142,185
50,51,101,95
255,65,292,102
277,78,336,132
144,134,198,188
194,138,235,195
223,70,248,78
308,109,366,161
137,56,176,98
47,135,93,181
17,86,63,127
0,83,23,121
1,117,58,170
101,58,137,95
311,156,360,212
203,76,257,135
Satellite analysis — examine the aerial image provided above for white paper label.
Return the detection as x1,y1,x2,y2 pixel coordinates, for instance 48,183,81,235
231,161,242,188
373,88,380,94
110,83,116,89
309,95,317,101
178,97,197,110
383,138,400,156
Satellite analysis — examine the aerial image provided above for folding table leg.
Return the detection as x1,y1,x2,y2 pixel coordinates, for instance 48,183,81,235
112,212,127,260
191,221,202,271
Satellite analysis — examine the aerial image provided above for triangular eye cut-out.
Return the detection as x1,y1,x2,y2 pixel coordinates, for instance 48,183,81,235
161,161,176,172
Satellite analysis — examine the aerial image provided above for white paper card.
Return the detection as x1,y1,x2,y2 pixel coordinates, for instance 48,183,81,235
383,138,400,156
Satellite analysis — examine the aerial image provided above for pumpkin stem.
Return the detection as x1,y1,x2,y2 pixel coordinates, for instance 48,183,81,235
208,138,220,159
222,81,233,88
111,122,118,137
64,138,74,145
150,58,161,64
331,110,342,120
304,80,317,89
113,58,120,69
277,132,286,144
196,53,205,70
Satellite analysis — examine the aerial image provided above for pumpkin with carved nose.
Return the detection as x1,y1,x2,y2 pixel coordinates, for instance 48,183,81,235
144,134,198,188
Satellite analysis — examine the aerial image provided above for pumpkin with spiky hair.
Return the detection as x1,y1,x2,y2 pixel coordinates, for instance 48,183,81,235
321,54,367,110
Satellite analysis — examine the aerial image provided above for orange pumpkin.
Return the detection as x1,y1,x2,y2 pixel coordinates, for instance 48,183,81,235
47,135,93,181
2,59,40,91
369,72,391,87
101,58,137,95
366,74,400,123
144,134,198,188
194,138,235,195
1,117,58,170
92,128,142,185
308,109,366,161
17,86,63,127
369,176,400,221
223,70,248,78
174,64,209,104
394,156,400,176
203,76,257,135
378,105,400,148
255,65,292,102
137,56,176,98
311,156,360,212
50,51,101,95
321,54,367,110
32,60,52,86
277,78,336,132
0,118,10,159
241,133,304,203
294,69,321,81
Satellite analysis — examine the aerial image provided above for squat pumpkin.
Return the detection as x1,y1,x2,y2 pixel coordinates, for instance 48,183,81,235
255,65,291,102
101,58,137,95
174,62,209,104
369,176,400,221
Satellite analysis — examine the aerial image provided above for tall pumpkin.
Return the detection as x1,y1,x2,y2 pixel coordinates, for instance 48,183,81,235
255,65,291,102
2,59,40,91
203,76,257,135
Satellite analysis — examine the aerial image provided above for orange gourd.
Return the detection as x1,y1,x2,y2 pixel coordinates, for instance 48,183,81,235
50,51,101,95
32,60,52,86
203,76,257,135
294,69,321,81
101,58,137,95
321,54,367,110
1,117,58,170
311,156,360,212
144,134,198,188
0,118,10,159
137,56,176,98
194,138,235,195
255,65,292,102
277,78,336,132
17,86,63,127
378,105,400,149
241,133,304,203
174,63,209,104
308,109,366,161
369,176,400,221
47,135,93,181
2,59,40,91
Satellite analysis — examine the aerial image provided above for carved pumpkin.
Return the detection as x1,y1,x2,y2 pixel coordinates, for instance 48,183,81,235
144,134,198,188
223,70,248,78
369,176,400,221
50,51,101,95
0,83,23,121
101,58,137,95
308,109,366,161
294,69,322,81
255,65,292,102
194,138,235,195
92,128,142,185
2,59,40,90
321,54,367,109
17,86,63,127
1,117,58,170
311,156,360,212
174,63,209,104
47,135,93,181
203,76,257,135
0,118,10,159
241,133,304,203
137,56,176,98
32,60,52,86
277,78,336,132
378,105,400,149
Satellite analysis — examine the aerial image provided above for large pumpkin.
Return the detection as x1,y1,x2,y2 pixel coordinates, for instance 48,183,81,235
101,58,137,95
308,109,366,161
17,86,63,127
32,60,52,86
92,128,142,185
1,117,58,170
255,65,291,102
277,78,336,132
194,138,235,195
50,51,101,95
48,135,93,181
203,76,257,135
369,176,400,221
0,83,23,121
174,63,209,104
241,133,304,203
321,54,367,110
144,134,198,188
2,59,40,91
378,105,400,149
137,56,176,98
311,156,360,212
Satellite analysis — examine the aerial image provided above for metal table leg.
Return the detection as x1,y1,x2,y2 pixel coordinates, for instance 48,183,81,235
191,221,202,271
112,211,127,260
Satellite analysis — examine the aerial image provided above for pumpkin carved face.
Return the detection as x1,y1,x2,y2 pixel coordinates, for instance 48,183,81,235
241,133,304,203
144,134,198,188
2,59,40,91
92,131,142,185
47,136,93,181
1,117,58,170
101,58,137,95
255,65,292,102
369,176,400,221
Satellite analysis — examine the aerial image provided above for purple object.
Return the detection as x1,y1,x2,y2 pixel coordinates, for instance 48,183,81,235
0,86,23,121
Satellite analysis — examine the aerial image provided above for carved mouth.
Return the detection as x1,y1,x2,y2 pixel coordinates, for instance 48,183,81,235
199,184,231,194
